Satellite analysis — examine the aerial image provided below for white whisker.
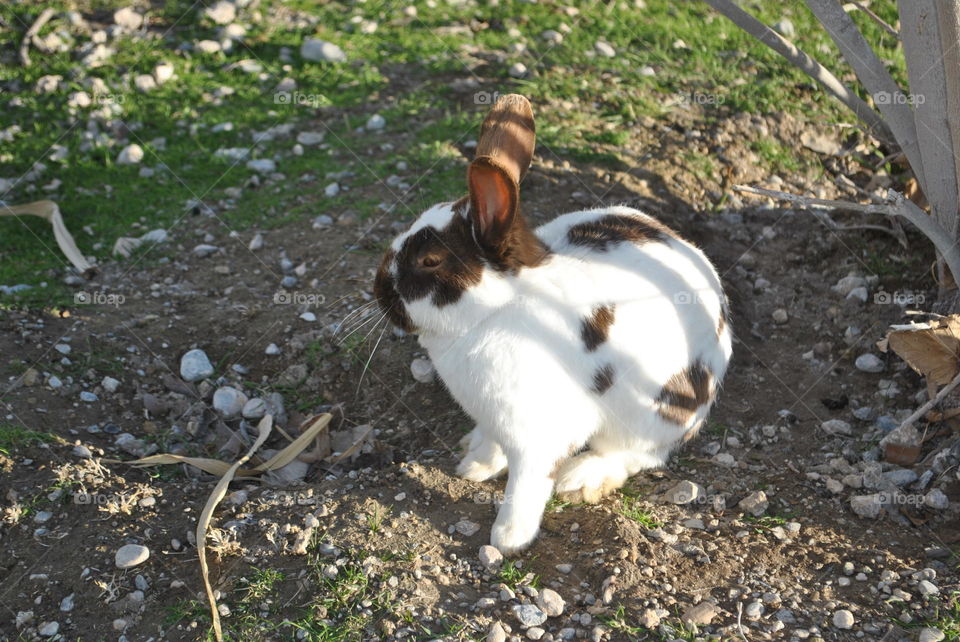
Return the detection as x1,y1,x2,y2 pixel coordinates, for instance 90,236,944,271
334,300,380,336
356,316,389,395
336,307,385,345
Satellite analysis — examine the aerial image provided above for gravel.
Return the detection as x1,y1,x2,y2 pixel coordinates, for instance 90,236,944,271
116,144,144,165
487,622,507,642
509,62,528,78
247,159,276,173
854,353,884,373
924,488,949,509
535,588,565,616
738,490,768,517
594,41,616,57
115,544,150,569
850,494,884,518
301,38,347,63
37,622,60,637
513,603,548,627
681,601,719,626
213,387,248,419
113,7,143,30
832,609,855,629
410,357,435,383
180,349,214,382
663,480,704,504
821,419,852,436
205,0,236,24
478,545,503,571
919,628,946,642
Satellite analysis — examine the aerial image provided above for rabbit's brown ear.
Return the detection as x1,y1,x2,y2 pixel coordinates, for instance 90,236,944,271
475,94,536,184
467,94,536,244
467,158,517,242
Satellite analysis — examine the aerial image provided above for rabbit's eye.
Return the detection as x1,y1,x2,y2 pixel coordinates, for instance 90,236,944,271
419,255,442,269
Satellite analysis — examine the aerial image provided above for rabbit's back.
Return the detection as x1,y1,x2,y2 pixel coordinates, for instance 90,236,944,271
526,206,732,428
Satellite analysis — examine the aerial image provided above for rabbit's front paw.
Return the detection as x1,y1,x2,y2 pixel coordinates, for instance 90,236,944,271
490,517,539,554
457,453,507,482
554,453,627,504
457,430,507,481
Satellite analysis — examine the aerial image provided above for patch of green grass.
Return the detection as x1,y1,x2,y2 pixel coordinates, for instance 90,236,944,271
366,503,391,534
0,0,905,308
750,138,807,174
239,568,285,602
497,559,540,590
0,423,58,454
743,514,789,534
163,598,212,629
899,591,960,640
618,494,662,530
703,421,727,438
601,605,647,637
680,150,719,182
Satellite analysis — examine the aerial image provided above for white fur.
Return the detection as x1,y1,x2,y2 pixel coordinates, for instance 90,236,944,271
393,205,732,553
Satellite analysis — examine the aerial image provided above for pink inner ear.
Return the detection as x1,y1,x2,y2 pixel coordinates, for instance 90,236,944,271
468,161,516,237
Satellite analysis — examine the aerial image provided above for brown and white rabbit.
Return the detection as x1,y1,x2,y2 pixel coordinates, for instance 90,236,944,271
374,94,732,553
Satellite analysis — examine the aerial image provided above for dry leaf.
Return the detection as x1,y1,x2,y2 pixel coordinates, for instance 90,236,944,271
118,413,332,476
885,316,960,385
197,415,273,642
904,176,928,210
0,200,95,275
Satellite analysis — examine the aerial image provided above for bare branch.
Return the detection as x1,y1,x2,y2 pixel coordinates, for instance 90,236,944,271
734,184,960,286
702,0,897,149
899,367,960,431
845,2,900,38
19,8,54,67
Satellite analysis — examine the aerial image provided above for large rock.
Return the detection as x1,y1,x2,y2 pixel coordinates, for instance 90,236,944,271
180,349,214,382
832,609,854,630
821,419,852,436
663,480,703,504
850,494,883,519
116,144,144,165
535,588,565,617
115,544,150,569
478,545,503,571
205,1,236,24
213,387,247,419
300,38,347,63
738,490,768,517
681,602,719,626
854,353,883,373
513,604,547,627
113,7,143,30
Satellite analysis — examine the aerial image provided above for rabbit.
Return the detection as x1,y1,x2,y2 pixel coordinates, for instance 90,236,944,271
373,94,732,553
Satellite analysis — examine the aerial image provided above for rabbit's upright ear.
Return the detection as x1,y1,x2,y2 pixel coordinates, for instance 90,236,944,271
467,94,536,245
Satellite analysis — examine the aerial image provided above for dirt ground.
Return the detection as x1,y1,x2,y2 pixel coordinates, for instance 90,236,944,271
2,92,959,642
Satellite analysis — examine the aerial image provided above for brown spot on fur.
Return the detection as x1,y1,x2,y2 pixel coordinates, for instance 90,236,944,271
581,304,616,351
567,213,675,252
591,364,615,394
393,211,485,307
657,360,714,426
373,250,415,332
